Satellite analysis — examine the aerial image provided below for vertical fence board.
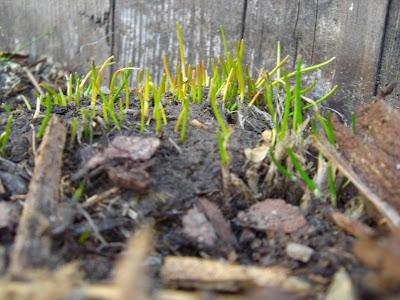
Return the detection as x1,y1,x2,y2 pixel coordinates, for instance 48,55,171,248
244,0,388,117
114,0,245,83
377,0,400,109
0,0,111,74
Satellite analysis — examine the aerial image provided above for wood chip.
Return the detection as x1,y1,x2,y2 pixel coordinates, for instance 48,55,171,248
160,256,310,293
190,119,209,130
8,116,66,276
324,268,356,300
113,226,153,300
237,199,307,234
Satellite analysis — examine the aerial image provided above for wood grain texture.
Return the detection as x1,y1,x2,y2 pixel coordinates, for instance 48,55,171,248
0,0,111,74
377,0,400,109
113,0,245,83
244,0,389,117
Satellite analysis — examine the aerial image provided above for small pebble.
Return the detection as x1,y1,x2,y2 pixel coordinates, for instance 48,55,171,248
239,229,255,243
285,242,314,263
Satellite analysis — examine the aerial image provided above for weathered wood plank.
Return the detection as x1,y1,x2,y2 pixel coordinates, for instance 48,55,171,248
0,0,111,74
377,0,400,109
244,0,389,118
113,0,245,83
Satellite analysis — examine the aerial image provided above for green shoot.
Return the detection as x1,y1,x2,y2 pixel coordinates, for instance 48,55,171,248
74,73,81,108
176,21,186,79
90,56,114,108
287,148,320,198
73,181,85,201
235,59,245,102
163,54,175,93
70,117,78,149
144,68,151,116
276,41,281,88
36,94,52,140
153,75,166,137
280,70,292,141
119,99,124,122
269,149,296,181
328,163,337,207
209,79,229,137
109,66,134,107
80,109,92,143
293,56,303,131
20,95,32,111
175,95,189,143
0,114,12,157
124,78,130,109
67,73,73,103
217,130,230,166
58,88,67,106
351,112,357,134
256,57,336,89
316,111,335,145
303,85,337,110
180,96,189,143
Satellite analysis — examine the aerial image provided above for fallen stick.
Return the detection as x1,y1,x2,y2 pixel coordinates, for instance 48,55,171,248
8,116,66,276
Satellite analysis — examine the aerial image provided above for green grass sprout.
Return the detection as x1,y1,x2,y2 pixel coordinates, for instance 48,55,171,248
287,148,320,198
327,163,337,207
0,114,12,157
293,56,303,131
351,112,357,134
36,94,52,140
20,95,32,111
176,21,186,79
70,117,78,149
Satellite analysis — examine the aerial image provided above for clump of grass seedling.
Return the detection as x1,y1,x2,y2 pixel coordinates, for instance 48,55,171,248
109,64,135,108
133,69,147,132
0,114,12,157
90,56,114,109
89,63,121,131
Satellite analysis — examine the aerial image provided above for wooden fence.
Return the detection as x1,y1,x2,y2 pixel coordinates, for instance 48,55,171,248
1,0,399,116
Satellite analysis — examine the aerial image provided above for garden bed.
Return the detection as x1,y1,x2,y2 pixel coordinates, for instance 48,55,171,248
0,43,399,299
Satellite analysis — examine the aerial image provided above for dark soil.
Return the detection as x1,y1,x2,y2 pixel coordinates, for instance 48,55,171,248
0,58,399,299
